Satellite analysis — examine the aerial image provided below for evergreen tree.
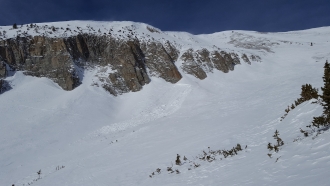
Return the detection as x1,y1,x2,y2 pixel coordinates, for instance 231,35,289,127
312,115,327,128
321,60,330,116
311,60,330,128
13,23,17,29
300,84,318,101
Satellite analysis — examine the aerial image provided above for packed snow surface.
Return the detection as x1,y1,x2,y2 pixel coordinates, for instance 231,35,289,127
1,22,330,185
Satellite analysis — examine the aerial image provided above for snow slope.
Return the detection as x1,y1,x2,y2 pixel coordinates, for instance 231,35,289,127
1,23,330,186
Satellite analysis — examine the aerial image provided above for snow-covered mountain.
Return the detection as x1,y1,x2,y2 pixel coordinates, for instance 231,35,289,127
1,21,330,186
0,21,262,95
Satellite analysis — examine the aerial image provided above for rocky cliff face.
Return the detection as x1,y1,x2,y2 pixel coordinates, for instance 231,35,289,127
180,48,242,79
0,21,261,96
0,35,181,95
0,36,80,90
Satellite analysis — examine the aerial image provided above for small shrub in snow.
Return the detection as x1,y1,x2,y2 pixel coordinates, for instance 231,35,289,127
267,130,284,157
267,143,274,151
56,165,65,170
37,169,41,179
149,144,245,178
285,106,290,113
167,164,174,174
175,154,181,165
300,128,309,137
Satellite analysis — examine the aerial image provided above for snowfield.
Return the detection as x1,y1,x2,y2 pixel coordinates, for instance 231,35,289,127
1,22,330,186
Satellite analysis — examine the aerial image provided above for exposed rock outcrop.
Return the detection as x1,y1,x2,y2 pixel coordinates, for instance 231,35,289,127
0,22,262,96
241,54,251,64
181,49,207,79
0,36,80,90
180,48,241,79
141,41,182,83
0,35,182,95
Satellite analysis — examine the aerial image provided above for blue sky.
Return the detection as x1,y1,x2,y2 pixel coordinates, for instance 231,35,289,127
0,0,329,34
